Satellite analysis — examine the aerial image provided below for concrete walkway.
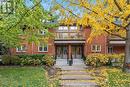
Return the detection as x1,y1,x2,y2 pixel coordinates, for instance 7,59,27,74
55,59,98,87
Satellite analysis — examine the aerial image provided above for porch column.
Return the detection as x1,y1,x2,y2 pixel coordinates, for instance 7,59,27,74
68,44,71,59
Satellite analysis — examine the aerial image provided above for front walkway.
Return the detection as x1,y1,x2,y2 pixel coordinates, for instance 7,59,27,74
55,59,98,87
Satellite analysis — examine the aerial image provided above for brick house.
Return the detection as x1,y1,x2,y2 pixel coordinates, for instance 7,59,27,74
10,26,125,59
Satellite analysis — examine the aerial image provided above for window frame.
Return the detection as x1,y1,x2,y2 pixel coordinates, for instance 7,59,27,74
70,26,78,31
58,26,68,31
38,44,48,52
16,45,27,52
108,46,113,54
0,0,13,14
91,45,101,52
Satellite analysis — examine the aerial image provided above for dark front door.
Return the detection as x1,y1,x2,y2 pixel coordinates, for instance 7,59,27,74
56,46,68,59
72,46,82,58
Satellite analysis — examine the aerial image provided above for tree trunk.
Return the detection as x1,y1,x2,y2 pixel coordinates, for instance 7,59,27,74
123,24,130,72
123,0,130,72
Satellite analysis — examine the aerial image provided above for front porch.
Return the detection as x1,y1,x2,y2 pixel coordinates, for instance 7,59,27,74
108,38,125,54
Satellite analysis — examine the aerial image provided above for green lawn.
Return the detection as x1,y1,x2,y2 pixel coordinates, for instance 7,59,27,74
0,66,55,87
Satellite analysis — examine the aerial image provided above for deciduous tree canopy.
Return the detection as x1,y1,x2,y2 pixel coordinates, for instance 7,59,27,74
52,0,130,41
0,0,57,47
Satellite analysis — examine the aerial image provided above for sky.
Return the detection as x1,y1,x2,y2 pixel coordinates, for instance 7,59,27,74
25,0,52,10
25,0,96,10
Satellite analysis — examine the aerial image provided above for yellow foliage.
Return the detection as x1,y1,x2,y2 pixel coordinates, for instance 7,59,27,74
53,0,129,40
86,53,124,67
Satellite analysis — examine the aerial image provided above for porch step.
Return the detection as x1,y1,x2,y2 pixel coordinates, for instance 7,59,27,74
60,75,94,80
60,81,98,87
58,66,88,71
55,59,86,66
55,59,98,87
61,71,88,75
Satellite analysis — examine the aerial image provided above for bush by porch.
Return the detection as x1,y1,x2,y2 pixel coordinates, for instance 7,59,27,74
85,53,124,67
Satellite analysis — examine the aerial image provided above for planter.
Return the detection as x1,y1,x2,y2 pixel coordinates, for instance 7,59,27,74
68,59,73,66
111,62,123,67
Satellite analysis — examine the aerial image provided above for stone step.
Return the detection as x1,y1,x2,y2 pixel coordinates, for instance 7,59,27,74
60,75,95,80
61,71,88,75
60,80,96,83
60,81,98,87
60,67,87,71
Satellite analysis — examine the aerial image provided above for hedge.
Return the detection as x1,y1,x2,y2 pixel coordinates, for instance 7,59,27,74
1,54,55,66
85,53,124,67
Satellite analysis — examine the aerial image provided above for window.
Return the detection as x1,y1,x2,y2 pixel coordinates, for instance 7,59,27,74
0,0,13,14
56,33,69,39
91,45,101,52
58,26,68,31
38,43,48,52
39,30,45,35
70,26,78,31
16,45,27,52
108,46,113,53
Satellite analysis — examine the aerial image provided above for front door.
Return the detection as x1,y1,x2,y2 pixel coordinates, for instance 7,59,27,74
72,46,82,58
56,46,68,59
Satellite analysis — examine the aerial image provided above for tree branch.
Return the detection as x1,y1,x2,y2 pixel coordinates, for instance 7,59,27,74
54,1,80,18
104,30,126,40
7,0,42,30
125,22,130,29
125,14,130,21
67,0,125,28
113,0,122,11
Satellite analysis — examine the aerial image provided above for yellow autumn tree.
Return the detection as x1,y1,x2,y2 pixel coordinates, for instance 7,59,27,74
52,0,130,72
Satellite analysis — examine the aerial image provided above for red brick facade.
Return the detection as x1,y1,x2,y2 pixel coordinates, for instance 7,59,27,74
11,26,125,57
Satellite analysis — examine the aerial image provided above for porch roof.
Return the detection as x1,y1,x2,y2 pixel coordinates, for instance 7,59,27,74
109,41,126,45
54,40,85,44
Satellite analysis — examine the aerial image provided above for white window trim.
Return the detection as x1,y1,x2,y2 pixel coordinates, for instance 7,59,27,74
16,46,27,52
91,45,101,52
70,26,78,30
58,26,68,31
38,45,48,52
108,46,113,54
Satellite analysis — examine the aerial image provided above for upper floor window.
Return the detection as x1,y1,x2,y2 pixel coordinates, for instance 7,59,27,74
91,45,101,52
70,26,78,31
16,45,27,52
58,26,68,31
0,0,13,14
38,43,48,52
57,26,81,33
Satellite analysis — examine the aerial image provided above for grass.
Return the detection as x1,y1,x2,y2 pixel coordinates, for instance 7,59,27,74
0,66,57,87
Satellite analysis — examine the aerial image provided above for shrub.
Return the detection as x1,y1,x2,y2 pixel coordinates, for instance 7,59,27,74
2,55,21,65
10,56,21,65
107,54,124,67
20,58,28,66
1,55,11,65
86,53,125,67
17,54,45,59
42,55,55,67
86,54,109,67
1,54,55,66
33,59,41,66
